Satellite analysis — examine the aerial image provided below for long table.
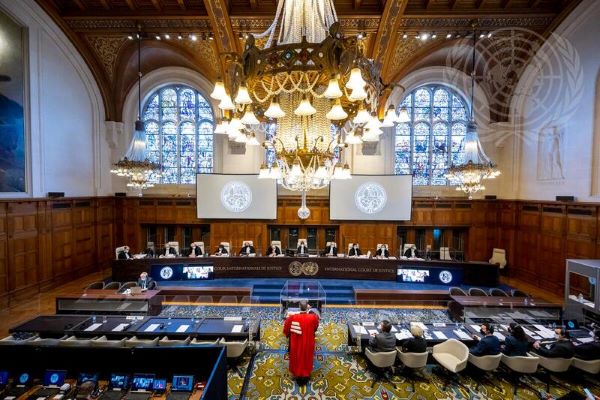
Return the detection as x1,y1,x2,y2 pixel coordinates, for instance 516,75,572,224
113,256,499,286
56,289,162,315
449,295,563,322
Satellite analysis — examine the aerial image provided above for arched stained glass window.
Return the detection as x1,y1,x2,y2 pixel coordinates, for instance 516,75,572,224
394,85,469,185
143,85,214,184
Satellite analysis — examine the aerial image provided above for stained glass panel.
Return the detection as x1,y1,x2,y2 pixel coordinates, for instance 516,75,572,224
414,88,430,107
143,84,214,184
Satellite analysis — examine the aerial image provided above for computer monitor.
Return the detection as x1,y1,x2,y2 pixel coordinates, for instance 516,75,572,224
565,319,580,330
78,373,99,384
151,379,166,392
170,375,194,392
43,370,67,387
16,373,31,386
109,374,129,390
0,371,9,385
131,374,155,391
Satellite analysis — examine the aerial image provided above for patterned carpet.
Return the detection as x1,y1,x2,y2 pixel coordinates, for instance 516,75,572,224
161,304,598,400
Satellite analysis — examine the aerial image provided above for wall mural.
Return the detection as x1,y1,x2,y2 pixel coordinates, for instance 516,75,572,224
537,125,565,181
0,9,26,193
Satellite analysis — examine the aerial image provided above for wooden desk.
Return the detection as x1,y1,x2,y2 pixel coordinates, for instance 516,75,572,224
449,295,560,309
55,290,162,315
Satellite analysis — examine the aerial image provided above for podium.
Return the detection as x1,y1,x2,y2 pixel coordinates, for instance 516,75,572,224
280,280,326,317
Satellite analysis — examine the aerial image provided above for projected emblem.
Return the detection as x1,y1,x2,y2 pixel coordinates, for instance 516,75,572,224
160,266,174,280
354,182,387,214
220,181,252,213
439,270,453,284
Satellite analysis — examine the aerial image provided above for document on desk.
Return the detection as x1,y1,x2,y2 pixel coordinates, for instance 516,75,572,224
390,325,398,332
433,323,447,328
453,330,471,340
412,322,428,331
144,324,160,332
224,316,243,321
231,325,243,333
176,324,190,333
578,337,594,343
470,324,481,332
362,321,375,326
112,323,129,332
493,332,506,341
85,323,103,332
395,330,413,340
367,329,379,336
353,325,368,335
433,331,448,340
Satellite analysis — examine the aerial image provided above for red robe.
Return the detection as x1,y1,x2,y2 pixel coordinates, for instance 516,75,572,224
283,311,319,378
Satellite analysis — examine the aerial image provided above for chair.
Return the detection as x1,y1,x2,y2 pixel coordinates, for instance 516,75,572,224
449,287,467,296
468,287,488,296
189,338,220,346
85,281,104,290
220,242,230,255
489,288,509,297
90,336,126,348
219,295,238,304
447,300,464,322
103,281,121,291
124,336,159,348
403,243,415,255
221,338,248,377
511,289,528,297
119,281,137,293
489,248,507,269
532,352,573,392
192,241,205,255
26,336,68,346
270,240,282,251
167,241,180,256
572,358,600,374
440,247,452,261
467,353,502,389
196,295,213,303
115,246,126,260
432,339,469,389
0,335,36,345
159,336,191,347
239,296,252,304
58,336,95,347
365,348,398,388
501,354,540,395
397,349,429,391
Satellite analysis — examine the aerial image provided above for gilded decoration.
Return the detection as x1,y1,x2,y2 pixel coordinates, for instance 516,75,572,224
85,35,127,81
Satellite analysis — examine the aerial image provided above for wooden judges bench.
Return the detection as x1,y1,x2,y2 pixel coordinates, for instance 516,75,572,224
112,257,499,286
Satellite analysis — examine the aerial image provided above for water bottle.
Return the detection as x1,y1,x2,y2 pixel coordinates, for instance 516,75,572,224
578,293,584,302
91,315,96,324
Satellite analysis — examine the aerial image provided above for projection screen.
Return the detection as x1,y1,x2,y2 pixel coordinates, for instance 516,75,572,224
196,174,277,219
329,175,412,220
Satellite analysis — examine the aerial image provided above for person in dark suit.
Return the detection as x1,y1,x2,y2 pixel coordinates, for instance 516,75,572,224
239,242,256,255
402,324,427,353
137,272,154,290
348,243,362,257
502,323,530,356
470,323,501,356
297,240,309,256
574,329,600,360
376,244,390,258
266,244,281,257
403,245,418,258
368,320,396,352
532,328,575,358
187,242,202,257
214,244,228,256
118,246,132,260
161,243,177,257
323,242,338,257
144,247,155,258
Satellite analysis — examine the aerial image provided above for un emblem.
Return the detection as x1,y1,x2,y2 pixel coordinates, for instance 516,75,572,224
220,181,252,213
439,270,453,284
354,182,387,214
160,266,174,280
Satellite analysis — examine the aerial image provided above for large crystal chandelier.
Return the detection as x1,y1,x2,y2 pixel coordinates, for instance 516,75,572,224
110,30,162,190
445,25,500,199
211,0,399,195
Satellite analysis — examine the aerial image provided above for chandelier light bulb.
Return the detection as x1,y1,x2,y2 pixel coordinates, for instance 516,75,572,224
353,106,371,124
345,133,362,145
229,117,244,131
323,77,343,99
342,163,352,179
246,133,260,146
362,130,379,142
270,163,282,179
315,162,328,179
234,85,253,105
218,93,235,110
234,133,248,143
382,105,399,127
346,67,366,91
294,95,317,116
290,160,302,178
214,120,229,134
365,114,383,130
348,86,368,102
241,107,260,125
210,81,227,100
398,106,410,122
326,100,348,120
264,98,286,119
258,163,270,178
332,163,345,179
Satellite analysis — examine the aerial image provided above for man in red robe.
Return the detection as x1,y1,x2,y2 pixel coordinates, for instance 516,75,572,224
283,300,320,385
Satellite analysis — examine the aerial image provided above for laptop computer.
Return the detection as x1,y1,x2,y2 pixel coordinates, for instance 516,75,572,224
99,374,129,400
166,375,194,400
124,374,154,400
75,373,99,400
3,372,32,399
27,370,67,400
0,371,8,388
151,379,166,395
129,287,143,295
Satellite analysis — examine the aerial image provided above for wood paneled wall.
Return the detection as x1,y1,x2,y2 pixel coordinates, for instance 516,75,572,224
0,198,115,308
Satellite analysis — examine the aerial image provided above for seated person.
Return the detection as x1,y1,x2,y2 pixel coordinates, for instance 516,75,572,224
403,245,419,258
266,244,282,257
239,241,256,256
160,243,178,257
187,242,203,257
368,320,396,353
118,246,133,260
348,243,362,257
214,244,228,256
502,323,530,357
574,329,600,360
532,328,575,358
470,323,500,356
376,244,390,258
402,324,427,353
323,242,338,257
297,240,309,256
137,272,154,290
144,247,155,258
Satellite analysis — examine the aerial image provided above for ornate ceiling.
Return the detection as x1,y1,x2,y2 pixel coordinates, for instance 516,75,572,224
36,0,581,121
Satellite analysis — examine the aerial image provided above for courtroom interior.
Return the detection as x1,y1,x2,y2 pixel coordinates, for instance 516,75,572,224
0,0,600,399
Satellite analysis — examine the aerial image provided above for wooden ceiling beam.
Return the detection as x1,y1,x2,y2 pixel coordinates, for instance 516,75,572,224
203,0,240,79
249,0,258,9
501,0,513,8
371,0,409,82
448,0,457,9
528,0,542,7
176,0,186,10
98,0,110,10
73,0,87,11
354,0,362,9
150,0,162,12
424,0,431,9
475,0,486,8
124,0,136,12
